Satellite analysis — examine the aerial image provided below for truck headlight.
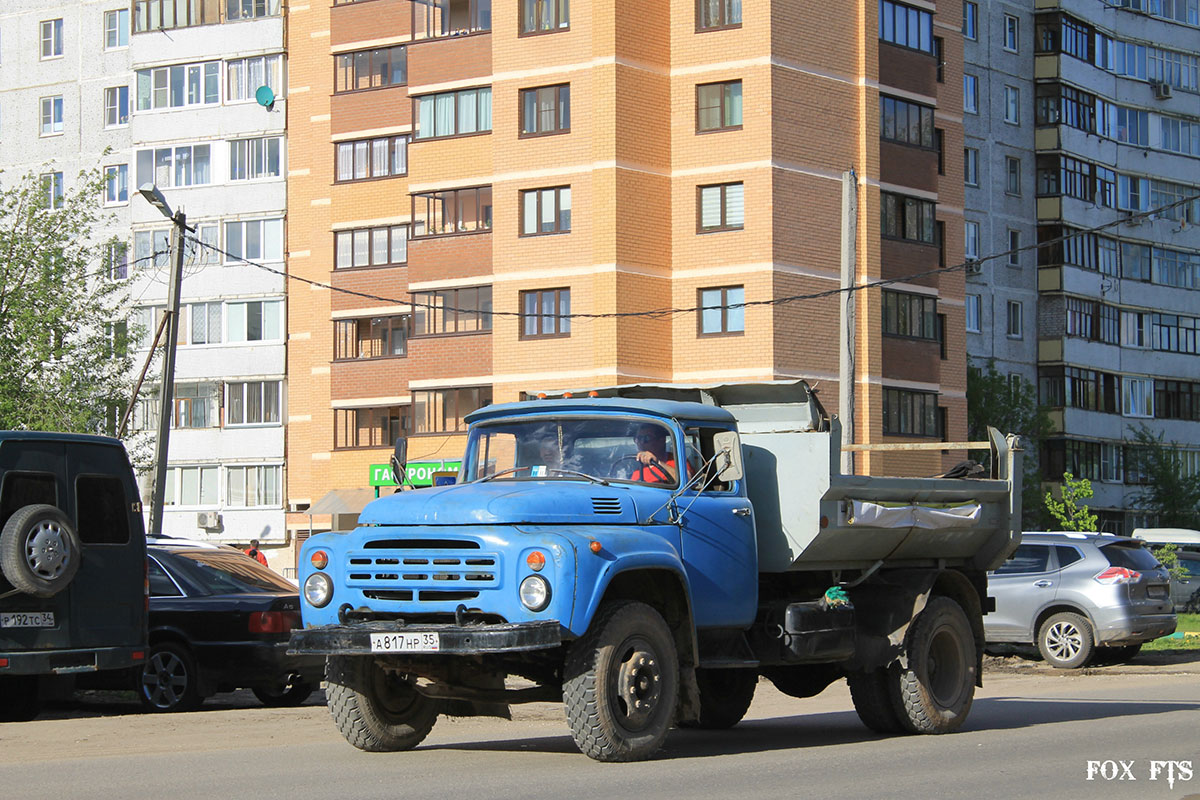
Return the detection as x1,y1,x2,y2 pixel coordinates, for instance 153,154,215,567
304,573,333,608
519,575,551,612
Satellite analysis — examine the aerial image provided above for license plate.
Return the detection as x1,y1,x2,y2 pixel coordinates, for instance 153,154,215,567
370,631,440,653
1,611,55,628
1147,585,1168,599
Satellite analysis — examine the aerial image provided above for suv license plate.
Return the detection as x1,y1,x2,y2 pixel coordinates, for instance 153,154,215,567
370,632,440,653
1147,585,1168,599
1,611,55,628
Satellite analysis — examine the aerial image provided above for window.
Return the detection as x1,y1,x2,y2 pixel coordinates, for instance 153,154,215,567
521,187,571,235
189,301,222,344
226,465,281,508
40,96,63,135
415,87,493,139
697,0,741,30
993,544,1051,575
881,192,936,244
934,37,944,82
41,173,64,210
227,54,284,102
334,225,409,269
226,0,282,21
105,165,128,204
879,0,934,53
520,84,570,136
225,219,284,262
521,0,569,34
1159,117,1200,157
133,0,222,32
1004,86,1020,125
172,383,219,428
412,0,491,39
107,241,129,281
135,144,212,189
963,75,978,114
1008,229,1021,266
226,299,284,342
699,286,745,335
1006,156,1021,195
230,137,283,181
521,288,571,338
964,148,979,186
135,62,220,111
1152,313,1200,355
104,9,129,49
963,1,977,40
966,294,981,332
336,135,409,182
104,86,129,127
883,388,940,436
412,287,493,335
1123,377,1154,418
1152,246,1200,289
76,476,131,545
412,186,493,237
334,315,411,360
697,81,742,132
1123,310,1150,348
40,19,63,59
1007,301,1023,339
134,230,172,270
964,221,980,261
1003,14,1018,52
880,96,934,148
227,381,281,426
1116,107,1149,146
335,46,407,93
698,182,745,232
413,387,492,434
335,406,411,449
163,465,218,507
882,290,938,340
1155,380,1200,421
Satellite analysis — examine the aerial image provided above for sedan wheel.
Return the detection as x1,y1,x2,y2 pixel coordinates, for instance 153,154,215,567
140,642,202,712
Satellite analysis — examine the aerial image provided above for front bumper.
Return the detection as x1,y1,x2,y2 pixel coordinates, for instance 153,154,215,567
1094,612,1177,645
289,619,563,656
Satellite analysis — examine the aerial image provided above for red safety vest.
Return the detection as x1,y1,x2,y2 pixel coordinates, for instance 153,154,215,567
631,459,677,484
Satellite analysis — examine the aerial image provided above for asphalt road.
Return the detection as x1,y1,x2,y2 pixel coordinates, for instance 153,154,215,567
2,657,1198,800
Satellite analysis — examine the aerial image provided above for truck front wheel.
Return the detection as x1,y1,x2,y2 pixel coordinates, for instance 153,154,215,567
895,596,976,734
563,601,679,762
325,656,439,752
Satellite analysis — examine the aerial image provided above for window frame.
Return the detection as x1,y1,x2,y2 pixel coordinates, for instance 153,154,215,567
104,164,129,206
1007,300,1024,339
965,294,981,333
698,285,746,336
40,96,64,136
1003,13,1019,52
880,95,935,149
963,2,977,40
697,182,745,233
225,380,282,427
104,86,130,128
520,288,572,339
520,186,572,236
229,136,284,182
696,80,743,133
1008,229,1022,267
333,45,408,95
881,289,939,341
40,18,64,60
1004,85,1021,125
334,406,412,449
964,147,979,186
104,9,130,50
519,0,570,36
134,61,221,112
333,224,410,270
964,74,978,114
882,387,941,437
411,287,493,337
411,186,493,238
412,386,492,436
41,172,65,210
333,314,411,360
414,86,493,141
881,191,937,245
335,135,409,183
519,84,571,137
696,0,742,32
1005,155,1022,195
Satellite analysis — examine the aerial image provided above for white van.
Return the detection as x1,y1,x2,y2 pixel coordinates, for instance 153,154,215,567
1132,528,1200,552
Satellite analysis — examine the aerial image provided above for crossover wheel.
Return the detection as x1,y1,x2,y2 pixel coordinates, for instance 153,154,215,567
1037,611,1094,669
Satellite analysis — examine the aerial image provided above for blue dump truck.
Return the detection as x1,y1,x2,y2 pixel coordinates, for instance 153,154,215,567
291,382,1022,761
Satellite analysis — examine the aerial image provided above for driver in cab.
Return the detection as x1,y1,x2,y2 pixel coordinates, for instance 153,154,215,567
630,424,678,484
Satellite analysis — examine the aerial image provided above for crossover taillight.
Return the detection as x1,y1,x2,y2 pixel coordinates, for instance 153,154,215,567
1094,566,1140,585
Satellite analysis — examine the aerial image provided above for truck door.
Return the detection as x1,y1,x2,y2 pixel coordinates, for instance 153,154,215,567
677,426,757,629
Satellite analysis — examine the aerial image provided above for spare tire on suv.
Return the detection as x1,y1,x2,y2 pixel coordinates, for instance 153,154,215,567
1,504,81,597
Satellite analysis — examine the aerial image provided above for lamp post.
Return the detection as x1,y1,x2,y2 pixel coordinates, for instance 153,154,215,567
138,184,188,537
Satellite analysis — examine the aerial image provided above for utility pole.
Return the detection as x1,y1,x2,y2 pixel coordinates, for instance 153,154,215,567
139,184,187,537
839,169,857,475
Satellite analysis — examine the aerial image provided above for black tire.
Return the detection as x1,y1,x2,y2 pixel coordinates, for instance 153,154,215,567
1095,644,1142,665
846,667,907,735
1037,611,1094,669
679,668,756,729
563,600,679,762
0,675,42,722
325,656,439,752
139,642,203,712
895,596,976,734
253,677,316,707
0,504,82,598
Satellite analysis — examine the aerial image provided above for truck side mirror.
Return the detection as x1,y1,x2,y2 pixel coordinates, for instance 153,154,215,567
390,437,408,486
713,431,744,483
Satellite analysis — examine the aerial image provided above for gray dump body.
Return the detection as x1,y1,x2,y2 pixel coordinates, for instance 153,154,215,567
541,381,1022,575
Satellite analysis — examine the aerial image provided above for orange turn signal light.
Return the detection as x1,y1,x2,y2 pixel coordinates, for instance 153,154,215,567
588,390,599,397
536,392,547,399
311,550,329,570
589,541,603,554
563,392,573,398
526,551,546,571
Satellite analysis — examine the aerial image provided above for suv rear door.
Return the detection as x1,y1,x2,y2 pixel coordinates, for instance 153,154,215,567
1097,539,1173,618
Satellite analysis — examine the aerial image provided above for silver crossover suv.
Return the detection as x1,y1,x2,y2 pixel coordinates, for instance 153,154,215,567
985,532,1177,668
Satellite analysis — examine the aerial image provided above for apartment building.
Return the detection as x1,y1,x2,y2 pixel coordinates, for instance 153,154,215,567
968,0,1200,532
285,0,968,550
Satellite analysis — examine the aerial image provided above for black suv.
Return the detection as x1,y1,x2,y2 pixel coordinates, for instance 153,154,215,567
0,432,148,720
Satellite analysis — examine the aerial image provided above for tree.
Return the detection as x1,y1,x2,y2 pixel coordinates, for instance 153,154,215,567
967,362,1054,528
1127,425,1200,530
1045,471,1098,532
0,169,136,435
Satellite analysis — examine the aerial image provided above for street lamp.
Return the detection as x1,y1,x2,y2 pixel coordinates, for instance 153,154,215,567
138,183,189,538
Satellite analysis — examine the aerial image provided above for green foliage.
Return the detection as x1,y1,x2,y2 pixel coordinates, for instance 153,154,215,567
1045,471,1098,532
966,362,1054,528
1151,543,1190,583
1127,425,1200,530
0,168,135,435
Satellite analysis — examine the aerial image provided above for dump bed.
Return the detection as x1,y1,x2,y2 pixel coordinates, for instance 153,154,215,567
538,381,1022,574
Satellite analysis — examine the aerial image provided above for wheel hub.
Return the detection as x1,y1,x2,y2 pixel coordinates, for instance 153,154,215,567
615,648,662,728
25,522,69,579
143,652,186,708
926,626,966,707
1046,622,1082,660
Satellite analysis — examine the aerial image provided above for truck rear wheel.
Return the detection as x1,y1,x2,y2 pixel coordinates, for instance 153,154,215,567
846,667,906,734
325,656,439,752
563,601,678,762
895,596,976,734
680,667,756,729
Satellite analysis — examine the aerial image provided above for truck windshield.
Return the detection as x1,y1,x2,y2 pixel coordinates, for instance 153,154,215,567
465,416,678,487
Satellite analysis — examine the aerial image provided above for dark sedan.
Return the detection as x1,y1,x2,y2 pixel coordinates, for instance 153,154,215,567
141,544,324,712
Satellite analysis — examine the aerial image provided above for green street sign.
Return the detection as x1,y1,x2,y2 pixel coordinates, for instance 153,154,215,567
370,461,461,488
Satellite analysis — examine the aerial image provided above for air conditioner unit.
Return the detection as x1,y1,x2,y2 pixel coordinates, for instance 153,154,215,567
1153,82,1173,100
965,260,982,275
197,511,222,530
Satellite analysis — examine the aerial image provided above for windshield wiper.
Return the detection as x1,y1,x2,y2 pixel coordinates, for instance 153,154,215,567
476,466,534,483
547,469,609,486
